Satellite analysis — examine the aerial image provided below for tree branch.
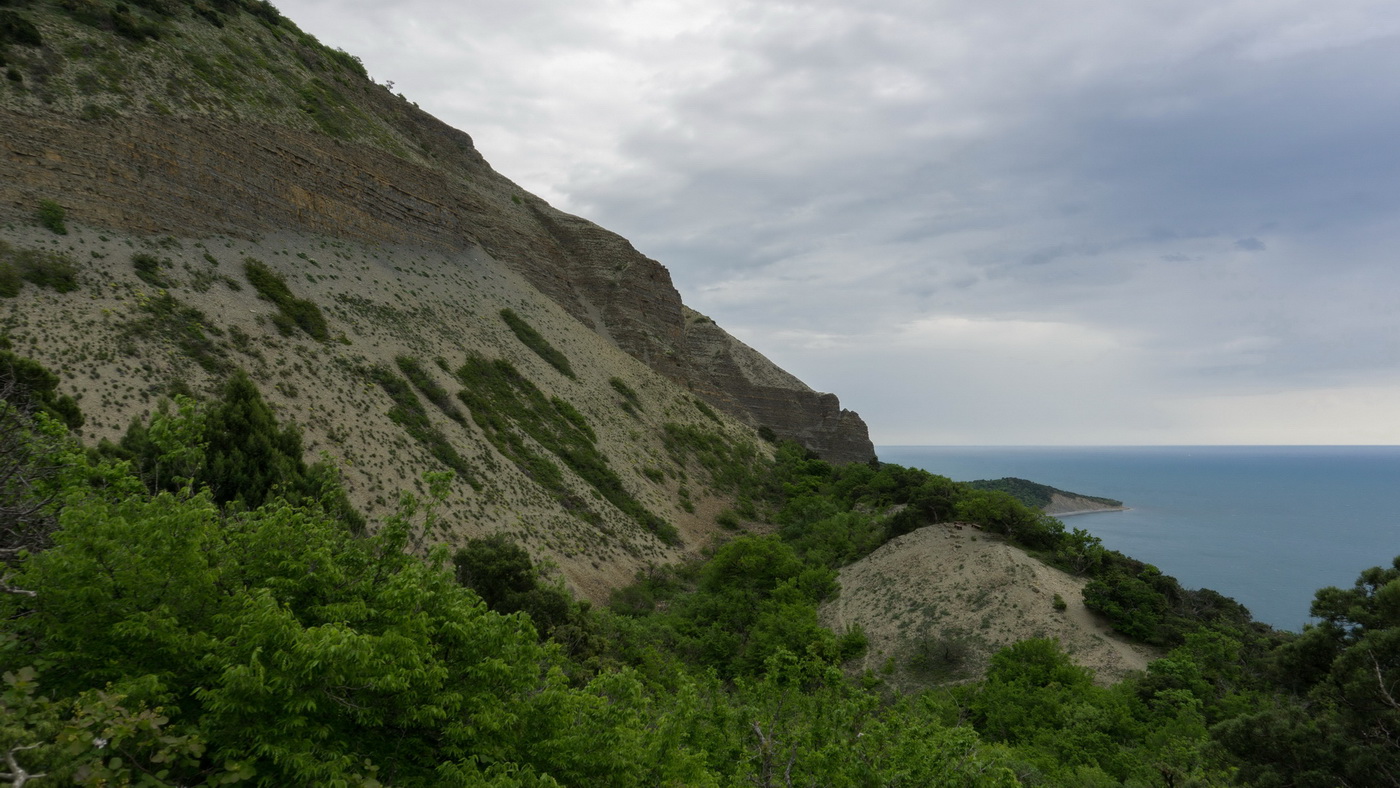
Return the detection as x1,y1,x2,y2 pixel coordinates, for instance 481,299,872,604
0,742,47,786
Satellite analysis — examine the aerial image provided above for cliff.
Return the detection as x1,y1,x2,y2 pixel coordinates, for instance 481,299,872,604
0,0,873,463
682,307,874,464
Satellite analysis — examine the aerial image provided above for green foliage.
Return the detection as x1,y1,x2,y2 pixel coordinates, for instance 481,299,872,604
714,508,740,530
243,258,329,341
909,632,976,681
0,9,42,48
458,355,675,543
102,372,365,532
0,242,81,293
965,476,1122,510
955,489,1065,550
662,422,772,508
396,355,466,424
369,364,478,487
2,483,560,783
453,534,596,653
297,77,357,138
1216,556,1400,784
35,200,66,234
0,349,84,429
691,397,722,423
131,252,171,287
0,261,20,298
499,308,575,379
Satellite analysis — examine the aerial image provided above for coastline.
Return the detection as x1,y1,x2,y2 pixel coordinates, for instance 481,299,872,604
1056,506,1130,517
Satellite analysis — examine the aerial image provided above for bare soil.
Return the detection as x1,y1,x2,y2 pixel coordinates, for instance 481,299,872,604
821,522,1158,687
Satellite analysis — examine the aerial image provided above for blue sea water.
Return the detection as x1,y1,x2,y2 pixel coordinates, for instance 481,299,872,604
876,446,1400,632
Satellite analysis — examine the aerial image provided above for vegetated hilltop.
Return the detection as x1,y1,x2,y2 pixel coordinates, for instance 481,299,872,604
966,477,1127,516
0,0,872,595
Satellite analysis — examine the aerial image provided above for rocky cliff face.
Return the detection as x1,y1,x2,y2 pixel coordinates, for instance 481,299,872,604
682,308,874,464
0,2,874,463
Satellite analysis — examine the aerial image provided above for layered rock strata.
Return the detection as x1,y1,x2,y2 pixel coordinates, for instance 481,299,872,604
0,106,875,462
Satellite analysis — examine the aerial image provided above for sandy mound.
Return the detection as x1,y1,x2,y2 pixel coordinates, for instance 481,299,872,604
821,523,1157,687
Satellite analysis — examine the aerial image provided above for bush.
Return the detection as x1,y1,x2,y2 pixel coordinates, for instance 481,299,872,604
243,258,329,341
15,249,79,292
0,10,42,47
0,261,21,297
132,253,171,287
499,308,574,379
36,200,66,235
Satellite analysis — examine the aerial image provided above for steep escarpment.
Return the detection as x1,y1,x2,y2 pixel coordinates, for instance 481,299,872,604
682,307,874,464
0,0,873,463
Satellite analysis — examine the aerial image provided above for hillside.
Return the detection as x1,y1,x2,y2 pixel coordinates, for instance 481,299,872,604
0,0,873,597
966,477,1127,516
820,522,1156,688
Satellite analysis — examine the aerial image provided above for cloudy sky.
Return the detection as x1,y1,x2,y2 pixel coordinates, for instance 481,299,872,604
277,0,1400,445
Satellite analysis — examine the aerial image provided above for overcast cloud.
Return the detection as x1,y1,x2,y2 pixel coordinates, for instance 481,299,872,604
277,0,1400,444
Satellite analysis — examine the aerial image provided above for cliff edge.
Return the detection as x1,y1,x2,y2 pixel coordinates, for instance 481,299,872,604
0,2,874,463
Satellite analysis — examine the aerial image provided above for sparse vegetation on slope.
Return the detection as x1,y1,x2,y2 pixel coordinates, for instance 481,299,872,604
243,258,329,341
457,354,677,544
499,308,575,379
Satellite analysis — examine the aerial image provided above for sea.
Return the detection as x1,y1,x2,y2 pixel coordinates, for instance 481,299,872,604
876,446,1400,632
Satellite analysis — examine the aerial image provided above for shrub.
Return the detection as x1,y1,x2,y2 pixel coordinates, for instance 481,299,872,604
0,10,43,48
609,377,642,410
16,249,79,292
1053,593,1068,612
716,509,741,530
132,253,171,287
36,200,66,235
243,258,329,341
499,308,575,379
0,261,21,297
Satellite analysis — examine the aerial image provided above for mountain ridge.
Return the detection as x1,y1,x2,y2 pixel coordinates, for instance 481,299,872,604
0,0,874,464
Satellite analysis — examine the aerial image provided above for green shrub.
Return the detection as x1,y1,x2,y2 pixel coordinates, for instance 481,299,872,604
132,253,171,287
0,261,21,297
36,200,66,235
609,377,642,410
692,398,722,424
457,355,675,544
122,292,229,374
1053,593,1068,612
908,632,974,681
16,249,79,292
716,509,741,530
367,365,477,487
0,10,42,47
243,258,329,341
499,308,575,379
395,356,465,424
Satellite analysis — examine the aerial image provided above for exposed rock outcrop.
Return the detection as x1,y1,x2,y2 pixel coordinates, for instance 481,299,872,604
0,102,874,462
682,307,875,464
